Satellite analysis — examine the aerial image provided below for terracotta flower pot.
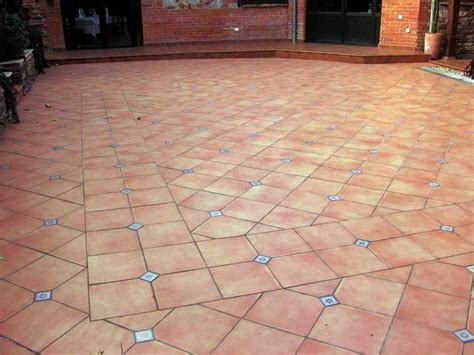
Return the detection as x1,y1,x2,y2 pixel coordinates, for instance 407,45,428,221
424,32,443,59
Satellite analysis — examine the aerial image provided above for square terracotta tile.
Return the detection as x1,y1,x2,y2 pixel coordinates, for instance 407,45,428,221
268,252,337,287
88,250,146,284
409,231,474,258
133,203,182,225
90,279,157,320
138,221,193,248
335,275,404,316
0,280,32,322
214,320,303,355
341,216,404,241
85,192,130,212
322,200,375,220
86,208,134,231
247,229,310,257
396,286,469,331
245,289,323,335
309,305,391,354
369,237,436,267
0,301,86,352
154,305,238,353
223,198,274,222
383,211,440,235
194,216,255,238
240,185,290,205
129,188,174,207
86,228,141,255
211,262,280,297
144,243,205,274
383,319,462,355
261,172,305,190
153,269,221,308
0,214,43,241
204,178,250,197
261,206,317,229
280,190,329,214
295,223,355,250
339,185,384,205
180,191,234,212
197,236,257,267
7,255,83,291
16,225,82,252
318,245,387,276
408,261,472,298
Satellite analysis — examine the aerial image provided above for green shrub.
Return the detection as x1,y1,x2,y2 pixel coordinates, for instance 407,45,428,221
0,11,29,61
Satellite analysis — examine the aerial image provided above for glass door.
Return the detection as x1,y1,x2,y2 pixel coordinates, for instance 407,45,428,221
61,0,143,50
306,0,382,46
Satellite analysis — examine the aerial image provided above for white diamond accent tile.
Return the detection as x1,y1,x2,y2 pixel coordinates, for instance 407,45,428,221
220,148,230,153
306,140,317,145
53,146,64,151
355,239,370,248
0,164,12,169
327,195,341,201
250,181,262,187
281,158,292,164
320,295,340,307
114,163,125,168
209,210,223,217
183,169,194,174
121,188,133,194
140,271,160,282
128,223,143,231
438,159,448,164
34,291,52,302
49,175,62,180
369,149,379,154
454,329,474,343
254,255,271,264
440,225,454,233
466,265,474,273
351,169,362,175
44,219,58,226
134,329,154,343
429,182,440,187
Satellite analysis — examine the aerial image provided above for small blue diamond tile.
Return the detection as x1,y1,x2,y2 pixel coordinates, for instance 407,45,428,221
319,295,340,307
429,182,440,187
369,149,379,154
53,146,64,151
220,148,230,153
254,255,272,264
49,175,62,180
250,181,262,187
454,329,474,343
114,163,125,168
440,225,455,233
466,265,474,273
44,219,58,226
355,239,370,248
134,329,154,343
249,133,259,137
209,210,223,217
140,271,160,282
34,291,52,302
121,188,133,194
152,120,160,124
111,143,119,148
183,169,193,174
164,141,173,145
198,127,208,131
281,158,292,164
351,169,362,175
327,195,341,201
438,159,448,164
0,163,12,169
128,223,143,231
306,140,317,145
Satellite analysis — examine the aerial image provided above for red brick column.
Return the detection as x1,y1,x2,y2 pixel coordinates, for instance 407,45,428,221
379,0,430,50
34,0,65,50
287,0,306,42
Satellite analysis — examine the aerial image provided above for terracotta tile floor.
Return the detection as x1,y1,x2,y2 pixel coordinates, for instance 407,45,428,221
0,58,473,354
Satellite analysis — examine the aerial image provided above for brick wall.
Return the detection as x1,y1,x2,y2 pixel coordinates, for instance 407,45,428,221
379,0,430,50
141,1,288,44
34,0,65,50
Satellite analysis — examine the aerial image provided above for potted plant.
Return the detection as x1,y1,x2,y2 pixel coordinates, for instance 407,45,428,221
424,0,442,59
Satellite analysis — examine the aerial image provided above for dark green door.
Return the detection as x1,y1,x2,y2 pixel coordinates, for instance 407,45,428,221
306,0,382,46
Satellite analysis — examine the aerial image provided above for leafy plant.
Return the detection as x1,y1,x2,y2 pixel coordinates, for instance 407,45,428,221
428,0,439,33
0,72,19,124
0,11,29,61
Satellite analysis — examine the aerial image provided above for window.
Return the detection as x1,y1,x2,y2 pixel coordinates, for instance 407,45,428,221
239,0,288,6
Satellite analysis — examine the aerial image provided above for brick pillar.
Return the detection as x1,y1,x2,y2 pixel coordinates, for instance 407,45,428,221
379,0,430,50
288,0,306,42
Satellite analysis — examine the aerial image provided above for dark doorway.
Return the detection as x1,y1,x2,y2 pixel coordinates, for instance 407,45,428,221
61,0,143,50
306,0,382,46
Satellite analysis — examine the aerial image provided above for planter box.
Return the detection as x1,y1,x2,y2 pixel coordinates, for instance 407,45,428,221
0,49,37,94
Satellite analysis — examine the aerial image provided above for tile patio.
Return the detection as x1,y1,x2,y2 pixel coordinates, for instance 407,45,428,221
0,58,473,354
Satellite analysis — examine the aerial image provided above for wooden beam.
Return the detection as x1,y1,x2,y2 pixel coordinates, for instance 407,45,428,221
445,0,461,58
